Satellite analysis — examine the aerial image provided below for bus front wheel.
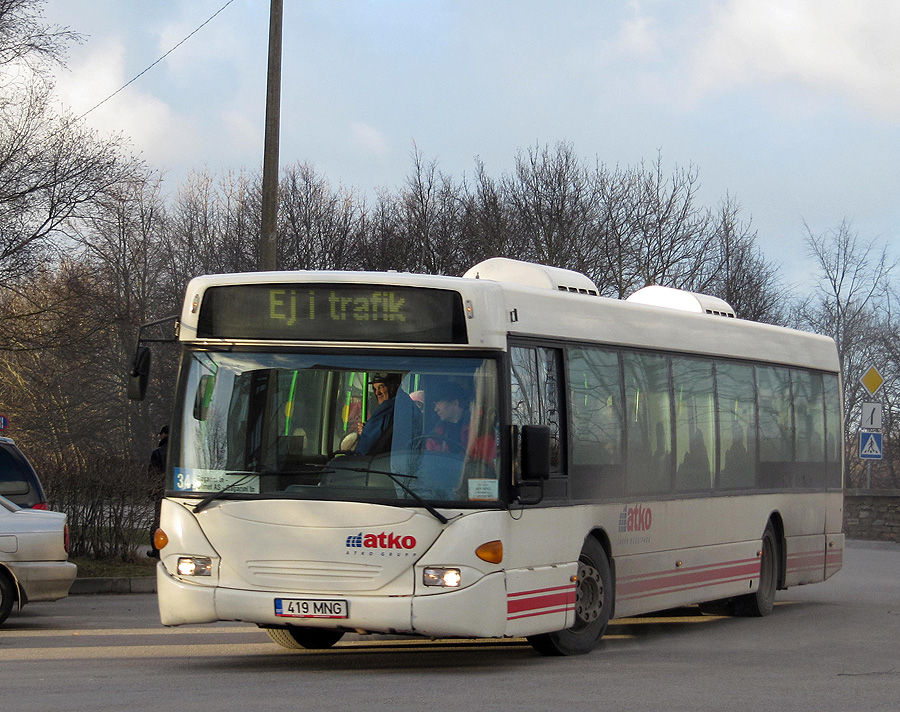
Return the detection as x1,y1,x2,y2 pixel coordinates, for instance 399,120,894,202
265,626,345,650
527,537,613,656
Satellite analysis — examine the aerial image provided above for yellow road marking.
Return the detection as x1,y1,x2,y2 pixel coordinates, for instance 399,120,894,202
1,626,259,638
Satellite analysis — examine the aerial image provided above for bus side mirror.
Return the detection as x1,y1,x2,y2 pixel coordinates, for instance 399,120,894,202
521,425,551,481
127,346,152,401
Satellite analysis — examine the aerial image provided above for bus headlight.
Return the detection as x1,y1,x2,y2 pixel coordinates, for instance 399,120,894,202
423,567,462,587
177,556,212,577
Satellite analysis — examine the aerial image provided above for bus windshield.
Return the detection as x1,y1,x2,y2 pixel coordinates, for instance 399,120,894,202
172,352,502,506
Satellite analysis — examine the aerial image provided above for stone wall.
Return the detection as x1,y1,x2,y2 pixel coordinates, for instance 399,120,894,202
843,490,900,543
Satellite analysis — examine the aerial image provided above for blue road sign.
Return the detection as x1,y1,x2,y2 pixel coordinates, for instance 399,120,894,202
0,415,8,431
860,431,883,460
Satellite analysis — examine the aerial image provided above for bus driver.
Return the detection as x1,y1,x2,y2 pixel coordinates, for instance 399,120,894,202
354,373,421,455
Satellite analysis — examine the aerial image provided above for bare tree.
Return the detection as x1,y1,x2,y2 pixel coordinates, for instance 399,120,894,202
279,162,363,271
0,1,139,354
68,169,176,457
625,154,715,292
218,169,261,273
458,159,514,266
0,0,78,74
503,142,600,271
795,220,898,488
706,196,785,323
589,160,639,298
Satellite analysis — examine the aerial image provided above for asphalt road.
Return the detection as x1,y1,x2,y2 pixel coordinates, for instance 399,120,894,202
1,540,898,712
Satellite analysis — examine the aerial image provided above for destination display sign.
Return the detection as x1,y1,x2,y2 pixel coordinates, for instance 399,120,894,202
196,284,467,343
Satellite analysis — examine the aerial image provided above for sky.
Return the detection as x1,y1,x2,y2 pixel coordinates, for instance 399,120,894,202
42,0,900,290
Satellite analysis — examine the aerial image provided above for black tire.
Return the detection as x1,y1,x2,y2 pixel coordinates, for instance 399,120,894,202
265,626,345,650
733,523,778,617
0,570,16,625
527,537,613,656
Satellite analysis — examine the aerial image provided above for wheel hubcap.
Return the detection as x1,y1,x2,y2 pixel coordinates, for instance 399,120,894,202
573,558,604,631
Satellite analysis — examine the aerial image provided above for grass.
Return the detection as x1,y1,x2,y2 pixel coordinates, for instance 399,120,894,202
71,556,157,579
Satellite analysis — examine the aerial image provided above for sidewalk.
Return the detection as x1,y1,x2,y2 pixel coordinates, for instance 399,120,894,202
70,545,157,595
70,576,156,595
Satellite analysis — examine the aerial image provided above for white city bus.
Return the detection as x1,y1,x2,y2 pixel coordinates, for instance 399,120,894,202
141,257,843,655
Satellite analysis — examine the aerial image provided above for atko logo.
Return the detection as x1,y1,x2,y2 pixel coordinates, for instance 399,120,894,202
618,504,652,533
346,532,417,550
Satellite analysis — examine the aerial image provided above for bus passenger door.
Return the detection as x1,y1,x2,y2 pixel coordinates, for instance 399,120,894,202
509,344,566,498
506,344,578,634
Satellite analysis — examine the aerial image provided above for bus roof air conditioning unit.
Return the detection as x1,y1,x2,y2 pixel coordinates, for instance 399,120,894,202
626,285,736,318
463,258,599,296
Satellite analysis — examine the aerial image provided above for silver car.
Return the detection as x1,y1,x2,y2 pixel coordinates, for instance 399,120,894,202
0,494,77,624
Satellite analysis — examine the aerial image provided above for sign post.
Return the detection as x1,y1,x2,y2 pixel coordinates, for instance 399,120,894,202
859,431,883,460
860,366,885,397
859,366,886,489
861,402,882,430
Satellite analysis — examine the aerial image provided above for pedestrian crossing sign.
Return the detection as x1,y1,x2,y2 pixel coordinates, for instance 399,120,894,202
859,431,883,460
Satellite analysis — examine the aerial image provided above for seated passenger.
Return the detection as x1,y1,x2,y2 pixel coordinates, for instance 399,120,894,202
425,382,471,454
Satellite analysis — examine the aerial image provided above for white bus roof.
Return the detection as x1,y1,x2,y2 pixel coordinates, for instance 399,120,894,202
179,260,838,373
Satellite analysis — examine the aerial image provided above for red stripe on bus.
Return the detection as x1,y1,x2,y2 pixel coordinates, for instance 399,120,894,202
618,557,759,583
507,590,576,615
507,605,573,621
786,550,826,573
618,559,760,600
507,584,576,599
620,574,761,602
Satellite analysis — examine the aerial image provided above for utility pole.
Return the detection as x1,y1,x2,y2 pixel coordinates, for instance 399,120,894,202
259,0,283,271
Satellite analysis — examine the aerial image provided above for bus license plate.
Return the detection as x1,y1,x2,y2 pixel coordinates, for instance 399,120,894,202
275,598,348,619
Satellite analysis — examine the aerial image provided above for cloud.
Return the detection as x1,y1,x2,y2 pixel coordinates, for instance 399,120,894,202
52,38,198,168
157,12,247,78
349,121,390,157
689,0,900,118
222,110,262,154
615,1,660,59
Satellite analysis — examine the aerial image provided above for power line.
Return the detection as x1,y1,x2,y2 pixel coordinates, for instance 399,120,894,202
73,0,238,122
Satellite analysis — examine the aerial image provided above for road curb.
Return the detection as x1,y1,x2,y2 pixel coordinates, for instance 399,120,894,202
70,577,156,595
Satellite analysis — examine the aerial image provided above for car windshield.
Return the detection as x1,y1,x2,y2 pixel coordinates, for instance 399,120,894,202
172,352,502,506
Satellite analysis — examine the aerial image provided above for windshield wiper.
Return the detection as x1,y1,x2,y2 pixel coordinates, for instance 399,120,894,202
192,472,259,513
326,466,449,525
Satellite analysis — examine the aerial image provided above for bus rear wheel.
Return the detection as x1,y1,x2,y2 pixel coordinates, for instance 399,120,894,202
265,626,345,650
527,537,613,656
733,523,778,617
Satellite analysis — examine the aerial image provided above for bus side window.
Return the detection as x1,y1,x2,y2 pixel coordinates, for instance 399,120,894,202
672,357,716,493
510,346,563,475
791,369,826,489
716,361,757,490
823,374,842,488
756,365,793,489
567,346,623,499
623,351,672,495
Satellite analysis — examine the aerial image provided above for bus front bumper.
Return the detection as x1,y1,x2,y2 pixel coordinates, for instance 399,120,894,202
157,563,507,637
